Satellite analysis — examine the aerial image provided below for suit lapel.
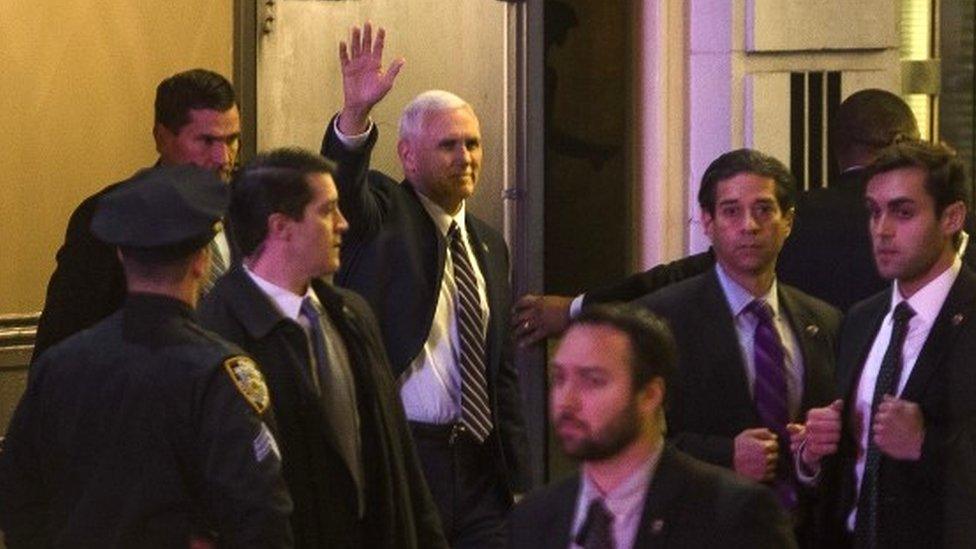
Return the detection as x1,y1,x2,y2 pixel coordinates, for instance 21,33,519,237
901,268,976,401
778,286,832,411
838,293,890,401
698,271,755,416
633,446,684,548
545,478,581,549
463,218,501,378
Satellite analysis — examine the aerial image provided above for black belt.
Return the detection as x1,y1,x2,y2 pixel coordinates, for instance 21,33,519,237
409,421,479,446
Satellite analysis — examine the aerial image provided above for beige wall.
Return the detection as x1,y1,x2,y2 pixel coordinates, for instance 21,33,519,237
0,1,233,314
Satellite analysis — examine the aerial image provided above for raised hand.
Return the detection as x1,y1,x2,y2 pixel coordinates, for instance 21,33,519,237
734,427,779,482
337,22,405,134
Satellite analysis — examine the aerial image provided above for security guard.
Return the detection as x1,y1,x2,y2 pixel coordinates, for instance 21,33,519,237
0,165,293,547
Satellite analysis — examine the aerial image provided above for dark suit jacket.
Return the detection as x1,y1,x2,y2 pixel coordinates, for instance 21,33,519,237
321,118,532,495
776,168,884,312
636,269,841,469
817,266,976,548
508,445,797,549
32,166,241,362
198,267,447,549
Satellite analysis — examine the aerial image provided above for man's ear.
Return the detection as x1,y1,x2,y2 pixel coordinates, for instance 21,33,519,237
637,377,665,418
782,206,795,236
397,138,414,175
940,200,966,236
700,207,716,242
153,123,172,157
190,246,210,279
266,212,292,241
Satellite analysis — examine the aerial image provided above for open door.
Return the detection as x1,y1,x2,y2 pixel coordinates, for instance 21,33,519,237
243,0,547,484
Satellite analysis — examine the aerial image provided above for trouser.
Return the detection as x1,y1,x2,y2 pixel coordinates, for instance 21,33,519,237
409,421,510,549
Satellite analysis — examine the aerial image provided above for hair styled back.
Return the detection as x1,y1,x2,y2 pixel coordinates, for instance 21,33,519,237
154,69,236,133
231,147,336,257
697,148,797,215
398,90,472,140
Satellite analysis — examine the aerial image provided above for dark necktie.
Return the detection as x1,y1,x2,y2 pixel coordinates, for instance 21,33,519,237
747,299,796,509
201,237,227,295
448,222,492,443
299,296,363,507
854,301,916,549
575,498,615,549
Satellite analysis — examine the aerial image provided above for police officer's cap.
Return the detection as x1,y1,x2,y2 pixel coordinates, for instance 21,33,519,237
92,165,229,260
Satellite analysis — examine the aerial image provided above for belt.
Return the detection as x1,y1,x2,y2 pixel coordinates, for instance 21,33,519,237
409,421,475,445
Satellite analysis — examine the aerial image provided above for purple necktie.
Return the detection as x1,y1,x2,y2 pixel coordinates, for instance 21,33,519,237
747,299,796,509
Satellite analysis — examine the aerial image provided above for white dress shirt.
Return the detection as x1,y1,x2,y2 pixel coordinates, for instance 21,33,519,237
570,449,662,549
844,256,961,530
714,264,805,420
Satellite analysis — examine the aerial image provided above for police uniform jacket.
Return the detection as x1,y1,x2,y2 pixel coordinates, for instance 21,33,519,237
0,293,292,548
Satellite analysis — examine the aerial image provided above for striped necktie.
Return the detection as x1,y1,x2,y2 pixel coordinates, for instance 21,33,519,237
747,299,797,509
201,236,227,295
448,222,492,443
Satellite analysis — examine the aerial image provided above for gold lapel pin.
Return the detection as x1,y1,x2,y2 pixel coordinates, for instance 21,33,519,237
952,313,965,326
805,324,820,336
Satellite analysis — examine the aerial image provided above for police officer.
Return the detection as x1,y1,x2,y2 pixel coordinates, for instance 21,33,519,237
0,165,293,547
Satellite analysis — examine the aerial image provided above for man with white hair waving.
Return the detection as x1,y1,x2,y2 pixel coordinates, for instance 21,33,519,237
320,23,532,548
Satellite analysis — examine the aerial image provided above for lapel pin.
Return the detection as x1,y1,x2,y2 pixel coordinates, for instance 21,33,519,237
952,313,965,326
805,324,819,337
482,242,489,253
651,519,665,535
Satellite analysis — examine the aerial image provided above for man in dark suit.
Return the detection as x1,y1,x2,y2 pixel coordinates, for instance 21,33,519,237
511,89,922,345
0,165,291,547
198,148,447,549
509,304,796,549
795,140,976,548
636,149,841,540
32,68,241,361
319,24,531,548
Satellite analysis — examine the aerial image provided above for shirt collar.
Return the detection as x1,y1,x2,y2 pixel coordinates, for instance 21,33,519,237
891,255,962,327
714,263,780,319
578,447,661,519
415,191,468,238
243,265,320,321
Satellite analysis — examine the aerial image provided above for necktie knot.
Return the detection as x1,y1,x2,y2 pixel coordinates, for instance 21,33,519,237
892,301,916,326
747,299,774,325
576,498,615,549
300,296,321,323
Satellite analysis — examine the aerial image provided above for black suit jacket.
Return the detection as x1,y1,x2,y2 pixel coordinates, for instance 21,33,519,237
32,166,241,362
817,266,976,548
776,168,883,312
198,266,447,549
321,118,532,494
636,269,841,468
508,445,797,549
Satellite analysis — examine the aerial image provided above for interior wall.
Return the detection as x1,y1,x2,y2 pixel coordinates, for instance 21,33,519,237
0,1,233,315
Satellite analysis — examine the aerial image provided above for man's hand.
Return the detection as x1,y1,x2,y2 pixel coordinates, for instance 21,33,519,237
873,395,925,460
797,399,844,470
733,428,779,482
511,294,573,347
786,423,806,454
337,22,405,134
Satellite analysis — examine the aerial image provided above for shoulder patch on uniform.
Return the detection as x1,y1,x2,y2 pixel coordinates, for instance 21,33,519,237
223,356,270,414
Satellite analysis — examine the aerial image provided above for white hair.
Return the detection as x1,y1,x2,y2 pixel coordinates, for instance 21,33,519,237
398,90,471,140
